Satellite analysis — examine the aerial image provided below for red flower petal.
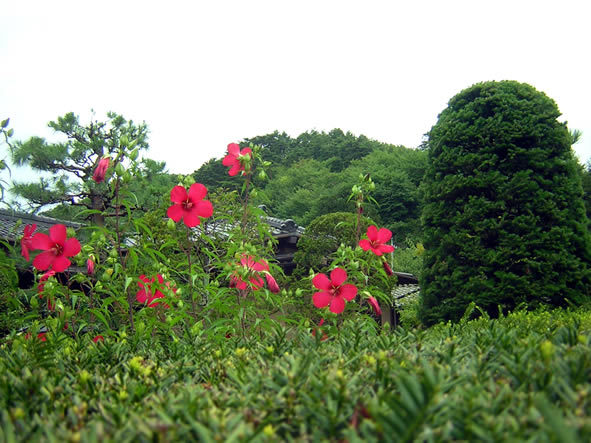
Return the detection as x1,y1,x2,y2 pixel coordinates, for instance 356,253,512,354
21,242,30,261
339,284,358,301
371,246,384,256
228,163,241,176
227,143,241,157
376,228,392,244
379,244,395,254
312,273,331,290
330,268,347,287
136,289,148,304
31,232,52,250
222,153,236,167
188,183,208,202
195,200,213,218
182,211,200,227
93,335,104,343
170,185,188,203
313,291,331,308
359,239,371,251
51,255,71,273
33,251,54,271
63,238,81,257
241,147,252,157
167,204,183,222
329,297,346,314
366,225,378,242
49,224,67,245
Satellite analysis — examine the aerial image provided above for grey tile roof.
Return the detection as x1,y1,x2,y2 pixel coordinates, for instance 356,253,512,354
0,209,83,242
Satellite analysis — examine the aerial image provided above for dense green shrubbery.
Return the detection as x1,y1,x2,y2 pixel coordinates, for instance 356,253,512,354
421,80,591,325
2,308,591,441
293,212,375,277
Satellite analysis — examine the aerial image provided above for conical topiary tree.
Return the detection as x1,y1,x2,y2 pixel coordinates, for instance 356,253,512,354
419,80,591,325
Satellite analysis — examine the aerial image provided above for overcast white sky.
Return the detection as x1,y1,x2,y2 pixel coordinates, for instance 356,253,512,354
1,0,590,183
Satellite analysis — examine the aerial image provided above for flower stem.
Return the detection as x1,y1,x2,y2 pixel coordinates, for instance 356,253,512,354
186,226,197,318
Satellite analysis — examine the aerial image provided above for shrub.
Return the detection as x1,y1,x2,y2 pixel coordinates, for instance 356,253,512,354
420,80,591,325
293,211,375,276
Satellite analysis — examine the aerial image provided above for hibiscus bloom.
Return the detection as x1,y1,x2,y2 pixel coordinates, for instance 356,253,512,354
92,156,110,183
230,255,280,293
136,274,176,308
167,183,214,228
20,223,37,261
222,143,252,176
312,268,357,314
367,296,382,317
31,224,81,272
359,226,395,256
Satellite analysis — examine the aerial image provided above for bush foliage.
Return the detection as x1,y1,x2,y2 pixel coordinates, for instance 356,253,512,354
2,308,591,441
420,80,591,325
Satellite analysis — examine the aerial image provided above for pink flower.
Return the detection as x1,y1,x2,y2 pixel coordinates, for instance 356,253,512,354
93,335,104,343
31,224,81,273
167,183,214,228
136,274,176,308
359,226,395,256
222,143,252,176
230,255,280,293
21,224,36,261
367,296,382,317
312,268,357,314
92,156,110,183
87,258,95,275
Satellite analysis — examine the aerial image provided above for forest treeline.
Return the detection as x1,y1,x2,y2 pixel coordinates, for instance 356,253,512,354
194,129,427,243
8,116,591,245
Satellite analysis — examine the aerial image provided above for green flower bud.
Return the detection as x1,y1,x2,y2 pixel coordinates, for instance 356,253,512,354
167,218,176,230
115,162,125,176
183,175,196,187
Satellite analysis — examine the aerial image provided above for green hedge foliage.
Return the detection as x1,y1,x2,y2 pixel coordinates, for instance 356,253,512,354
2,308,591,441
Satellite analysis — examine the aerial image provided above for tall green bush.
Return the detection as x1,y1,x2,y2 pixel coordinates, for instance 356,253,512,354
420,80,591,325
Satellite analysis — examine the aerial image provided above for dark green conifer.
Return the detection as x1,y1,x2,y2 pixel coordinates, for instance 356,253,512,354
420,81,591,325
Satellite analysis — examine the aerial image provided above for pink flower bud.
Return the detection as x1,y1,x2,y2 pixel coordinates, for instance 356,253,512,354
93,335,104,343
367,296,382,317
265,273,280,293
92,157,110,183
87,258,95,275
383,261,393,276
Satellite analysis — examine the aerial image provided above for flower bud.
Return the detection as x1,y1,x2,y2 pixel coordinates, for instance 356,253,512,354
115,162,125,177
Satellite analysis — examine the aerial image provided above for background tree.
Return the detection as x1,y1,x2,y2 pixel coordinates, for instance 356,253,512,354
10,112,149,224
419,80,591,325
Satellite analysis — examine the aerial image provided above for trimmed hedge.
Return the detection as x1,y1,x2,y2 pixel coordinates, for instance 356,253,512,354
2,308,591,441
420,80,591,325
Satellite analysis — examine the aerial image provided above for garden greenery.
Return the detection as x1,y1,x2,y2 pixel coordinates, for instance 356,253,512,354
3,80,591,439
